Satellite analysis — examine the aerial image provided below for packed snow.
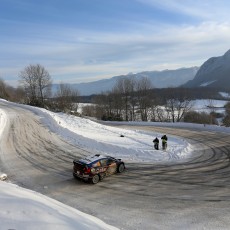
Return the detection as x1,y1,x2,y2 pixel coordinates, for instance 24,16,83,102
0,101,120,230
0,100,191,230
6,102,193,163
1,99,230,230
0,181,118,230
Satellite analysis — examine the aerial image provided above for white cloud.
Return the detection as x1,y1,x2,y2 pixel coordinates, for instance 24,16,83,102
136,0,230,21
1,17,230,86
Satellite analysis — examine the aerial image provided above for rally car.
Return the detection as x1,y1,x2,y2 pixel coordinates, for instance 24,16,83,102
73,154,125,184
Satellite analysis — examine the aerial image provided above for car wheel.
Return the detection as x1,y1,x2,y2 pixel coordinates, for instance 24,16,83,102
73,173,82,180
73,173,79,179
99,173,105,181
117,163,125,173
91,174,100,184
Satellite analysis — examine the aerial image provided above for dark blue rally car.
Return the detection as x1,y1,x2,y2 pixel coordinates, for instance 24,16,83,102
73,154,125,184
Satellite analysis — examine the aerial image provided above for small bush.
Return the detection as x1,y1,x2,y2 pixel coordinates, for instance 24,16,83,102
184,111,217,125
223,102,230,127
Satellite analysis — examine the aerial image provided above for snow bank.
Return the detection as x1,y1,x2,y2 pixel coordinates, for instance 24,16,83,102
0,99,194,163
26,107,193,163
0,181,118,230
0,108,8,180
0,107,7,138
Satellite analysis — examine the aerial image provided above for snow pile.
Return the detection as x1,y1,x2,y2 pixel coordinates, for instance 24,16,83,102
0,101,118,230
24,106,193,162
0,107,7,138
0,181,118,230
0,108,8,181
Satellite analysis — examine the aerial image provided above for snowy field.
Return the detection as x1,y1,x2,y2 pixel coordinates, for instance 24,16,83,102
192,99,227,114
0,99,230,230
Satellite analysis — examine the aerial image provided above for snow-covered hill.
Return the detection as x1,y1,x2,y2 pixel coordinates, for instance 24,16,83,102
183,49,230,90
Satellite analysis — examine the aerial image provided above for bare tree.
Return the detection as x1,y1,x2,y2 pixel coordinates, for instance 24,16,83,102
93,75,154,122
165,98,177,122
82,104,96,117
128,77,137,121
36,64,52,104
184,111,217,125
55,83,80,113
110,87,123,120
19,64,52,106
136,77,152,121
0,78,8,99
113,77,135,121
155,106,169,122
206,99,219,124
223,102,230,126
165,88,193,122
14,86,26,103
92,94,108,119
0,78,26,102
177,99,194,121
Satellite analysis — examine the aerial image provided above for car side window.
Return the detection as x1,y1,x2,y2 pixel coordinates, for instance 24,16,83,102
100,159,107,167
107,158,115,165
92,161,101,167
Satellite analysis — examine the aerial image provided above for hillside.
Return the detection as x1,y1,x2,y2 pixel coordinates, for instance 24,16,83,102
183,50,230,90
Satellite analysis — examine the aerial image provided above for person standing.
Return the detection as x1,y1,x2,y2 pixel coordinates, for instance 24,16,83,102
153,137,159,150
161,135,168,150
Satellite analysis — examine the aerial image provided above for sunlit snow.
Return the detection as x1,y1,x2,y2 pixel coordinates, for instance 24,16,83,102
1,99,230,230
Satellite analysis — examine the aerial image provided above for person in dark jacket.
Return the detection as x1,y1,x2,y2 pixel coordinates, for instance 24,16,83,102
161,135,168,150
153,137,159,150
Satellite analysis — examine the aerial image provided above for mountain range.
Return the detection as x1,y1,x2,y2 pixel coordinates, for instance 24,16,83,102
52,49,230,96
53,67,199,96
183,49,230,90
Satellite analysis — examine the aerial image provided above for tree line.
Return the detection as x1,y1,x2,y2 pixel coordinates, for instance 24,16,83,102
1,63,230,126
82,77,230,125
82,76,195,123
0,64,80,113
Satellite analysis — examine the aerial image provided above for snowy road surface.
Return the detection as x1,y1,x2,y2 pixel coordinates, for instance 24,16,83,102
1,100,230,230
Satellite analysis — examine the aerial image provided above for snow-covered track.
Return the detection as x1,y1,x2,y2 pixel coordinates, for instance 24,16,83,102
1,100,230,230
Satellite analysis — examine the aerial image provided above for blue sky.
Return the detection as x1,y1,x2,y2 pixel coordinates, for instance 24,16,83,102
1,0,230,87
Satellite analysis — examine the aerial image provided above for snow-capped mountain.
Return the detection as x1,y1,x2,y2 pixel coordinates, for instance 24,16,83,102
53,67,198,96
183,49,230,90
